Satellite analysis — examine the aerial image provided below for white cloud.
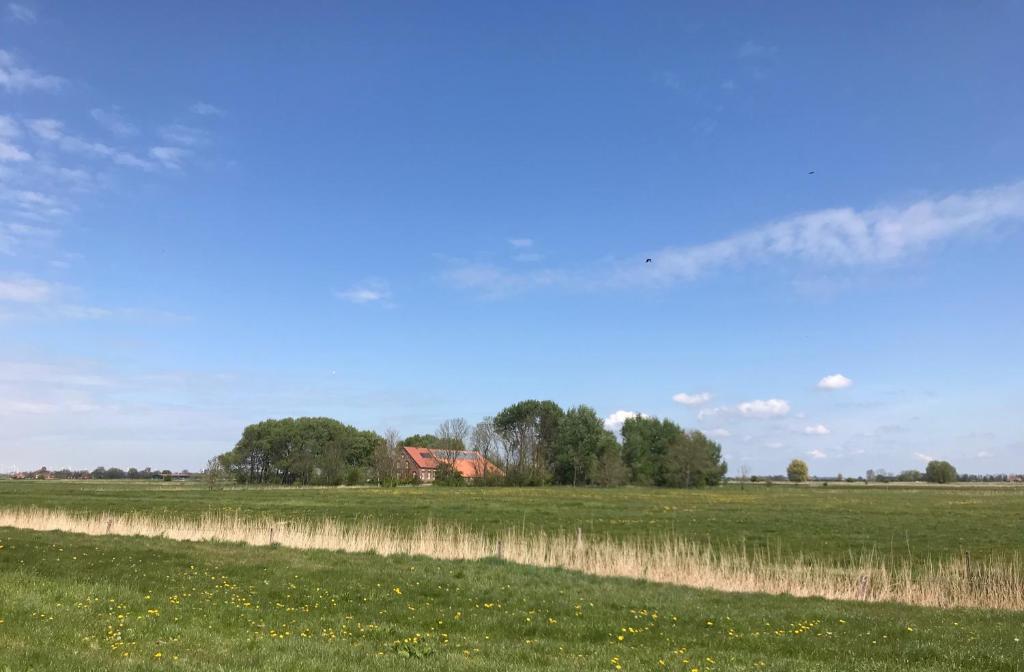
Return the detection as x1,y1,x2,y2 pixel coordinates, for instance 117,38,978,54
189,102,224,117
0,115,20,137
807,449,827,459
0,140,30,161
508,238,533,248
673,391,711,406
737,398,790,417
636,182,1024,285
447,182,1024,298
159,124,206,147
817,373,853,390
913,451,935,463
707,428,731,438
697,406,729,420
765,441,784,449
29,118,156,170
335,280,391,304
90,107,138,136
804,424,831,435
0,276,54,302
7,3,35,23
603,409,649,431
0,49,62,92
149,146,188,169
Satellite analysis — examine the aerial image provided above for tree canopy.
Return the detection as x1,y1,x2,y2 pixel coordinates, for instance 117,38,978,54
787,459,809,482
217,417,381,485
925,460,958,484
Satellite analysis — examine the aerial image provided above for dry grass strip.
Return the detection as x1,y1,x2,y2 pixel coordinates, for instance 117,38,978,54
2,506,1020,611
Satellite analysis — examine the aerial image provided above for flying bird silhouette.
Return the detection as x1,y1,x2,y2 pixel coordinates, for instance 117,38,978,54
808,170,815,175
645,258,653,263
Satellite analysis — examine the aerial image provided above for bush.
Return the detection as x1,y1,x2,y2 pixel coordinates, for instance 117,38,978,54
344,467,363,486
433,463,465,487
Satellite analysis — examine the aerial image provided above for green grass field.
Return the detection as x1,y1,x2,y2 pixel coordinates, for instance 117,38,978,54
2,526,1022,671
2,480,1023,563
2,481,1023,670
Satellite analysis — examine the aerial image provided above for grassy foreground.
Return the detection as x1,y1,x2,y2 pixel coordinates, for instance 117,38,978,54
1,527,1022,671
2,480,1023,564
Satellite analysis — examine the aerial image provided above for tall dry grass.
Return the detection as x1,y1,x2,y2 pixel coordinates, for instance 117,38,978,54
1,506,1020,611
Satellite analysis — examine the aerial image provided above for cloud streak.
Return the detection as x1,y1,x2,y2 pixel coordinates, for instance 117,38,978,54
443,181,1024,297
0,49,62,92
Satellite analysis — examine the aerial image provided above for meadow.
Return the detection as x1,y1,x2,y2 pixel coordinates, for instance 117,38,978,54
2,526,1023,671
1,481,1023,670
2,480,1023,563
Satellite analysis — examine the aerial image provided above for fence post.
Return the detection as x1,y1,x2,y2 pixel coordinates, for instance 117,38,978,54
496,539,503,560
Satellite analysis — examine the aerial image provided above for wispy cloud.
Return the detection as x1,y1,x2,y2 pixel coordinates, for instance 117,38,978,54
0,275,54,302
817,373,853,390
444,181,1024,297
28,118,155,170
673,391,712,406
149,146,189,169
190,101,225,117
807,448,827,459
0,49,62,92
159,124,206,147
7,3,35,23
335,280,391,304
90,107,138,137
804,424,831,435
508,238,533,248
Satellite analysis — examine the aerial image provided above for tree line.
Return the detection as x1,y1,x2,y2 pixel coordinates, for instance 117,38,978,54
213,400,727,488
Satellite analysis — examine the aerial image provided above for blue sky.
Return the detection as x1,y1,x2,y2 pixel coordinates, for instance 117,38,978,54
1,2,1022,474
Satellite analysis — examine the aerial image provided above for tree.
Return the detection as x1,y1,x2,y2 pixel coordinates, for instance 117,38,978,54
661,431,727,488
739,464,751,489
372,428,403,484
552,405,611,485
400,434,440,448
471,417,502,469
493,400,564,483
593,439,629,486
436,418,471,458
204,456,226,490
925,460,957,484
787,459,809,482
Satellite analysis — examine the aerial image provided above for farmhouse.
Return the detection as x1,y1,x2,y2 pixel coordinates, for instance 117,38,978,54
400,446,503,482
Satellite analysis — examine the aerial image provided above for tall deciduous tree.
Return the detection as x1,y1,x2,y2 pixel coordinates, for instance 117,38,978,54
787,459,809,482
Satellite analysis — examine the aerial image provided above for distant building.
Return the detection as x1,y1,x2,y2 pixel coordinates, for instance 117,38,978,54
400,446,503,482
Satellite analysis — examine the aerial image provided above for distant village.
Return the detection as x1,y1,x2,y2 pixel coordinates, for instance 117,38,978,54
8,467,194,481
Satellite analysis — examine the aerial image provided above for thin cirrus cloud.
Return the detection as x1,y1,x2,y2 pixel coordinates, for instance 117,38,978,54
335,281,391,305
90,107,138,137
0,49,62,92
0,276,55,302
28,118,155,170
804,424,831,435
7,3,36,23
190,101,225,117
807,449,827,459
673,391,712,406
817,373,853,390
443,181,1024,297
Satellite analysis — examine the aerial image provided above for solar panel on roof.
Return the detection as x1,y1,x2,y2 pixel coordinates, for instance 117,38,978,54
420,450,432,458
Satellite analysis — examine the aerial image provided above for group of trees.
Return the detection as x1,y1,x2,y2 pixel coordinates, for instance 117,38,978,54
785,459,963,484
216,417,381,485
212,400,728,489
14,466,181,480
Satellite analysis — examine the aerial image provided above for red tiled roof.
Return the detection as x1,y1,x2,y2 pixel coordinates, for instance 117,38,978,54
401,446,504,478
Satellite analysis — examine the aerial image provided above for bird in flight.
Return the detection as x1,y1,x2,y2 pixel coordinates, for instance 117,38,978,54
645,258,653,263
808,170,815,175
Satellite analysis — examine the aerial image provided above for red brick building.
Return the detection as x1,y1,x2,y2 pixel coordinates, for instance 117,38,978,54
400,446,503,482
